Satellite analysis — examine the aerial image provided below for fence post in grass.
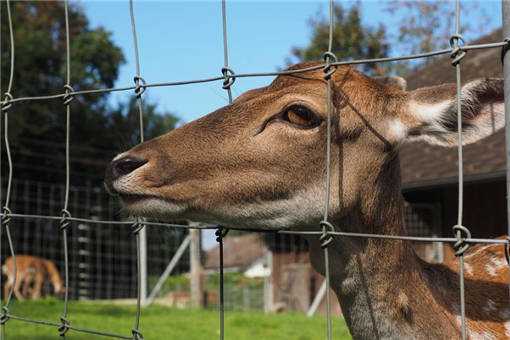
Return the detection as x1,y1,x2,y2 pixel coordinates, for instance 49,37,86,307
190,224,204,308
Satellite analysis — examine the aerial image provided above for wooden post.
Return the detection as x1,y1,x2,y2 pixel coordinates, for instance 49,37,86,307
189,226,204,308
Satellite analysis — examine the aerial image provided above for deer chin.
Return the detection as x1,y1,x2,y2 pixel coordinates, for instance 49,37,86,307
120,195,187,219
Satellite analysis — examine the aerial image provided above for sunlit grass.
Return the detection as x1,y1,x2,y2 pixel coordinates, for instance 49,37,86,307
5,299,352,340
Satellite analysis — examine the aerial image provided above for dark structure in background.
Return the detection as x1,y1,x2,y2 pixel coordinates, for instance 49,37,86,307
401,28,506,260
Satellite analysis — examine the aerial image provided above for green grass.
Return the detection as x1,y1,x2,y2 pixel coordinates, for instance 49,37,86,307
4,299,352,340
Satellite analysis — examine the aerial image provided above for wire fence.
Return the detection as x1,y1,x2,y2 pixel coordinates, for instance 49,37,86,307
0,0,509,339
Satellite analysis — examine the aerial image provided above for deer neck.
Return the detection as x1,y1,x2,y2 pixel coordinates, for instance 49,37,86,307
306,155,458,339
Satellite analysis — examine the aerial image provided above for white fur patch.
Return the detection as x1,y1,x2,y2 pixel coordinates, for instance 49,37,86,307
505,321,510,337
123,197,186,219
485,263,497,276
464,262,473,276
409,100,451,123
387,119,408,141
483,299,497,313
490,255,506,269
469,330,495,340
212,185,325,230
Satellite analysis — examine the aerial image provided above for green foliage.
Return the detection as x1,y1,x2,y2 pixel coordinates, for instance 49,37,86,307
206,272,264,290
287,3,390,75
0,1,179,187
9,299,352,340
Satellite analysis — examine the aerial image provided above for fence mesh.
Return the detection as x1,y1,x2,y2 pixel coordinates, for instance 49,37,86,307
0,0,509,339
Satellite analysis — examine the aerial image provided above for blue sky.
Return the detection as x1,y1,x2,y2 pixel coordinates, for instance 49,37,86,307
82,0,501,249
83,0,502,123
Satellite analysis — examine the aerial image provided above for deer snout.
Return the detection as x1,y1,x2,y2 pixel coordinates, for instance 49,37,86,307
111,156,147,179
105,155,147,191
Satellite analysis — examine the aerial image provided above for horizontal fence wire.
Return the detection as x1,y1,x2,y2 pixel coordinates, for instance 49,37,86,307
0,42,508,107
0,212,507,245
1,0,510,339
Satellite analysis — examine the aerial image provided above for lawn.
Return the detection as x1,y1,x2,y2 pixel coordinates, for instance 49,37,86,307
3,299,352,340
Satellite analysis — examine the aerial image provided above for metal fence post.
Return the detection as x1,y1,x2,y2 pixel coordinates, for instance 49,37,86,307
190,226,204,308
139,227,148,305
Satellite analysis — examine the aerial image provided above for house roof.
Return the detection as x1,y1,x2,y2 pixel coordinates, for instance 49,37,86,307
204,233,267,270
400,29,505,189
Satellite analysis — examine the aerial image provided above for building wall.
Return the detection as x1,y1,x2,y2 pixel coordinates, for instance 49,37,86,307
440,179,507,238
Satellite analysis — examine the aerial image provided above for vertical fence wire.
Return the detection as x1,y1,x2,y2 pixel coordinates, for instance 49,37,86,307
218,1,234,339
128,1,145,338
59,1,72,337
221,0,233,104
503,0,510,276
0,1,17,338
451,1,468,339
321,0,336,339
0,1,3,328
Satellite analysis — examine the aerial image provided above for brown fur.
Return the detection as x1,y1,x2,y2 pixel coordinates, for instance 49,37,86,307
106,62,507,339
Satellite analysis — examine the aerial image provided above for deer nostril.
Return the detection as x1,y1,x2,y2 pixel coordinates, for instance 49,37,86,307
111,156,147,179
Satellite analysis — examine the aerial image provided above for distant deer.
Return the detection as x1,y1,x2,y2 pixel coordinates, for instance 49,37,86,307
106,62,507,339
3,255,64,300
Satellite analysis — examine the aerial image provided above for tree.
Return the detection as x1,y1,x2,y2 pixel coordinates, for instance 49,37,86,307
0,2,178,186
384,1,492,64
107,97,179,151
287,2,390,75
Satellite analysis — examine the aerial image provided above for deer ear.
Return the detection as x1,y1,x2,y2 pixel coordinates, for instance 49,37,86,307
404,78,504,146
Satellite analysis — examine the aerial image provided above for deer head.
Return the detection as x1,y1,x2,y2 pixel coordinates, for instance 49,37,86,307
105,62,504,233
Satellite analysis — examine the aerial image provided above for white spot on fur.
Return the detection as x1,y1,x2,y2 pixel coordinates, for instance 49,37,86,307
469,330,495,340
485,263,497,276
483,299,497,313
464,262,473,275
505,321,510,337
455,315,462,328
490,255,506,269
387,119,408,141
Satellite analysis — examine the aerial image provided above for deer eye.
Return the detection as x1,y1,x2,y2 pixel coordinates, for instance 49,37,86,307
282,105,321,129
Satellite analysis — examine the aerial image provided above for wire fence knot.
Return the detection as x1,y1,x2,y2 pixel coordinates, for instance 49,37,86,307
2,207,12,226
501,38,510,64
221,67,236,90
319,220,335,249
215,226,229,242
62,84,75,106
322,52,338,80
133,76,147,98
0,307,10,325
453,224,471,256
60,209,71,231
131,218,145,235
132,328,144,340
449,34,466,66
58,316,71,336
1,92,14,112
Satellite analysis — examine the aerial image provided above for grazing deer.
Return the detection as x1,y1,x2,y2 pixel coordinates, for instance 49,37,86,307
105,62,507,339
3,255,64,300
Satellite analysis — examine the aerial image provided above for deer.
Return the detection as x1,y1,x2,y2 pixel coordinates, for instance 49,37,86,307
2,255,64,300
105,61,508,339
